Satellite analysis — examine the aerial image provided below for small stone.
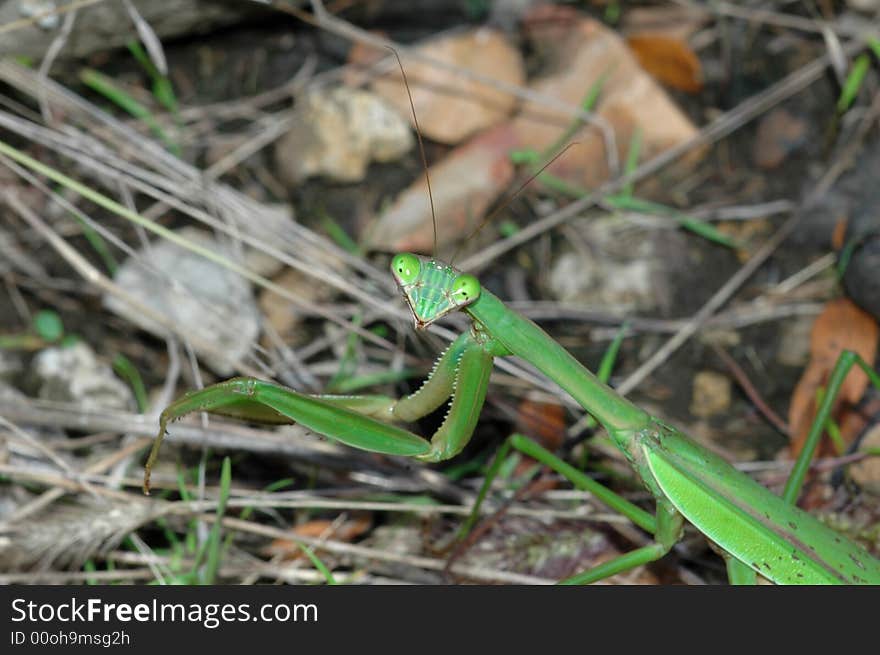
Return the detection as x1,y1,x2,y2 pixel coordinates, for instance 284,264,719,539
103,227,261,375
548,252,598,303
690,370,732,418
849,423,880,494
365,27,525,144
753,108,808,169
33,342,133,411
19,0,60,30
547,216,680,313
699,330,741,348
776,317,814,367
275,87,413,184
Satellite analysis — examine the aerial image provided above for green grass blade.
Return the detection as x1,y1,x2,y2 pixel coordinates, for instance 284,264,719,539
606,194,739,248
815,387,846,455
837,53,870,113
540,71,609,160
83,559,99,585
597,321,628,384
320,212,362,256
127,39,179,114
836,236,860,278
508,148,737,248
511,434,656,534
112,354,149,414
64,206,119,275
295,545,338,585
578,322,629,438
783,351,880,503
456,438,515,541
726,558,757,585
80,68,180,155
327,314,363,392
197,456,232,584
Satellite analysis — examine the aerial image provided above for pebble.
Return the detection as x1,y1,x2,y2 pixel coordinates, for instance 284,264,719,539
690,370,732,418
275,87,412,184
33,342,133,411
103,227,261,375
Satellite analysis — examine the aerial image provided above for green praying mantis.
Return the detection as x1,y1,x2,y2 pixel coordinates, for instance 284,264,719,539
139,49,880,584
142,248,880,584
0,62,875,584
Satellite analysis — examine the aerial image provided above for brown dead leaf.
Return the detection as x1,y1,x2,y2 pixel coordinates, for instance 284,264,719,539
351,28,524,145
512,5,702,189
626,34,703,93
263,515,372,561
752,108,808,169
368,5,702,254
832,216,849,251
788,298,879,457
623,4,711,41
365,123,517,253
515,396,566,452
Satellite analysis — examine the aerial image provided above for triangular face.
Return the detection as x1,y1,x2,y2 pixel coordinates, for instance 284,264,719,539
393,256,470,329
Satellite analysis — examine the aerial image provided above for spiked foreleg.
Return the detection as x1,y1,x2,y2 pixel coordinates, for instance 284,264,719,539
416,332,500,462
392,331,471,421
322,329,498,463
143,332,497,493
142,377,433,493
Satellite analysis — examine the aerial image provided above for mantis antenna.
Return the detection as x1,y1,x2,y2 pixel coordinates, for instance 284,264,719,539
449,142,580,266
387,48,577,263
386,47,438,256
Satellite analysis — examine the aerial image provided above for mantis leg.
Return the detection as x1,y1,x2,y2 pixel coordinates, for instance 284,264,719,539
560,499,683,585
142,331,496,492
415,333,496,462
316,329,497,462
461,433,683,584
726,557,758,584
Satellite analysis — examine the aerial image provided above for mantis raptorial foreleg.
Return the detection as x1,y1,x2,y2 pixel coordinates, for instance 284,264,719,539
143,329,501,492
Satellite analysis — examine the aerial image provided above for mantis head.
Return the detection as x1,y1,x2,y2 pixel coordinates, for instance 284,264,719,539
391,253,481,329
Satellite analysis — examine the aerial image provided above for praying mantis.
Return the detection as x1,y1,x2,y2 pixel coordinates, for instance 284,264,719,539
142,249,880,584
138,47,880,584
0,54,873,585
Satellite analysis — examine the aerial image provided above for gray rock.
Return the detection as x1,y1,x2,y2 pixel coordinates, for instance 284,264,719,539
548,216,679,313
33,341,133,411
276,87,413,184
103,227,260,374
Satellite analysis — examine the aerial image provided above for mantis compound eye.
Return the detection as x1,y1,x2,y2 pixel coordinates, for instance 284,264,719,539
451,274,480,305
391,253,421,285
